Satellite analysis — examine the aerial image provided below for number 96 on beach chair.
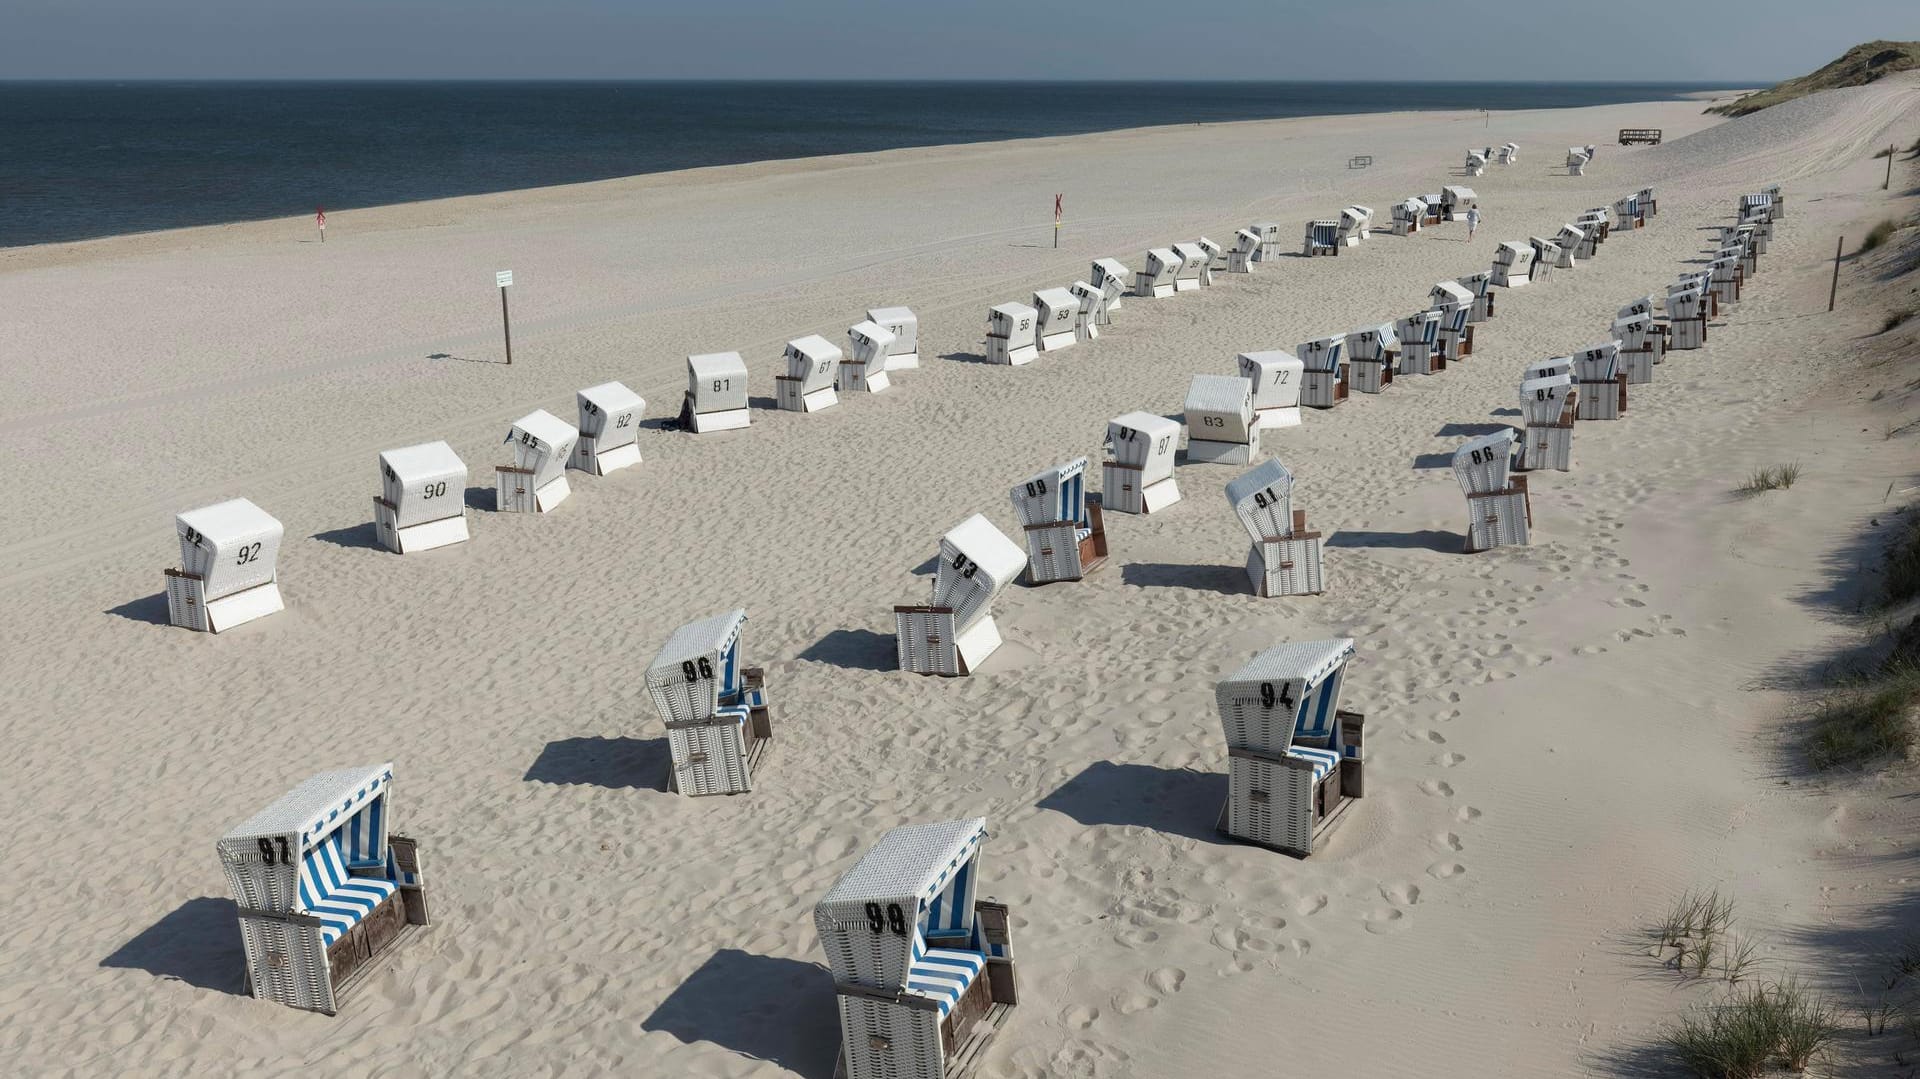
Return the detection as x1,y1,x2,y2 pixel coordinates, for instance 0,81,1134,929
816,817,1017,1079
1215,639,1365,857
1102,411,1182,515
1009,457,1108,584
165,498,285,632
374,441,469,554
216,763,430,1014
895,515,1027,676
645,609,774,796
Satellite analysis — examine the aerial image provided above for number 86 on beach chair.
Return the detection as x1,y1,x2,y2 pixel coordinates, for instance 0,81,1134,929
894,515,1027,676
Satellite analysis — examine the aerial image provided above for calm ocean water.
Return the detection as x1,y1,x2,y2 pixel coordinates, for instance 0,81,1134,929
0,81,1742,248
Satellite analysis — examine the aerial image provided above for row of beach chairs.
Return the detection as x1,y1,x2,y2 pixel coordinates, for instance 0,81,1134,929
1464,142,1520,175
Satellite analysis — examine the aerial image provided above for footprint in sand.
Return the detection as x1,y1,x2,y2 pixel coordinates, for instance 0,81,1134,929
1435,751,1466,767
1294,894,1329,916
1418,730,1448,744
1112,992,1158,1015
1289,938,1312,957
1147,968,1187,995
1380,882,1422,906
1062,1004,1100,1030
1115,928,1160,947
1433,832,1464,851
1427,862,1468,880
1420,779,1454,797
1572,645,1607,656
1608,597,1647,608
1363,908,1409,935
1435,708,1461,723
1455,806,1482,822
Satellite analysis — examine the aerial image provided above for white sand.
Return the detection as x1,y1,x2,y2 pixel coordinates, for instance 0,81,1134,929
4,77,1920,1077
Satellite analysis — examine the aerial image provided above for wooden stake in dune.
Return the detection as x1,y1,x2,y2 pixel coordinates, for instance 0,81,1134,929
1888,146,1896,191
316,206,325,243
1829,237,1842,312
496,269,514,365
1053,193,1062,249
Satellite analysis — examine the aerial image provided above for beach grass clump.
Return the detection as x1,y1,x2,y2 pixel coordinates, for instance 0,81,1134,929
1886,509,1920,604
1656,889,1743,980
1664,980,1839,1078
1883,306,1915,333
1859,217,1900,253
1737,463,1801,494
1805,663,1920,769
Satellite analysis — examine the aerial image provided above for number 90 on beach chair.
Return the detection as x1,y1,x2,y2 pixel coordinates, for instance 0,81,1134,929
165,498,285,632
644,609,774,796
1215,639,1365,857
374,441,470,554
894,515,1027,676
1009,457,1108,585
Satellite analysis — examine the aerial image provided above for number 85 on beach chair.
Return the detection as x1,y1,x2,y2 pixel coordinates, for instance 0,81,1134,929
895,515,1027,676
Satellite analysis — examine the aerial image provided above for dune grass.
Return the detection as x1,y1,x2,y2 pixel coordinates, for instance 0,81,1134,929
1859,217,1900,253
1737,463,1801,494
1886,509,1920,605
1664,980,1839,1077
1805,663,1920,769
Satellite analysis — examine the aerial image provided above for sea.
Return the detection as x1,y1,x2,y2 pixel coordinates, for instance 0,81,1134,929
0,80,1747,248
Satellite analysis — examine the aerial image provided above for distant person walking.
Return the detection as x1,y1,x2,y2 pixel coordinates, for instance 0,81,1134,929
1465,206,1481,243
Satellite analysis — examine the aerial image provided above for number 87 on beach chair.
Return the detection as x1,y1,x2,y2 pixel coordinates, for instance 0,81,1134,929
1009,458,1108,585
1215,639,1366,857
644,609,774,796
895,515,1027,676
216,764,429,1014
816,818,1017,1079
1102,411,1182,515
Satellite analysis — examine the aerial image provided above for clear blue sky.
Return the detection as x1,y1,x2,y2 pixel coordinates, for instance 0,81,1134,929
5,0,1916,81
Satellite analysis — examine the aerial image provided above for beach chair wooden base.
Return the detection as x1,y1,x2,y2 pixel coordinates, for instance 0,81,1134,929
1349,358,1393,394
165,571,283,633
684,397,751,433
495,467,569,513
373,499,468,554
1186,438,1258,466
831,1001,1013,1079
776,377,839,413
571,436,641,476
1300,370,1347,410
665,731,770,796
1624,351,1654,385
883,352,920,371
1254,404,1305,427
1576,374,1628,421
1022,506,1109,585
1463,478,1532,553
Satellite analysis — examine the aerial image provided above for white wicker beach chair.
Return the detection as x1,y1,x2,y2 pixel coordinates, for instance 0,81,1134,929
1228,229,1260,274
1390,198,1426,237
1574,213,1606,260
1295,337,1346,410
1068,281,1103,341
895,515,1027,676
1566,147,1590,175
1135,249,1178,298
1009,457,1107,585
1090,258,1130,313
1225,458,1324,597
1031,288,1078,353
572,381,644,475
1456,272,1494,321
495,409,578,513
1303,220,1339,257
776,335,842,413
1612,193,1643,230
1249,222,1282,261
1465,149,1487,176
165,498,285,632
1102,411,1182,515
1454,429,1529,552
1611,313,1662,383
1440,186,1476,221
374,442,469,555
1430,280,1475,327
1551,225,1583,269
1215,639,1364,856
1197,236,1226,279
1394,310,1444,376
1491,242,1533,288
1344,323,1397,394
1709,255,1743,308
1184,375,1260,466
843,321,896,394
683,352,752,433
1638,185,1657,216
1516,372,1575,473
816,818,1016,1079
1429,292,1474,362
1336,207,1370,246
1170,243,1208,291
1236,350,1306,429
866,307,920,370
1665,285,1708,351
1527,237,1557,282
217,763,429,1014
1574,341,1626,421
645,608,774,795
1497,142,1519,165
986,303,1038,365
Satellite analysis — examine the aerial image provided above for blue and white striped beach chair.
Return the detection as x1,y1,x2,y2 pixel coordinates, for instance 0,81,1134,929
1009,458,1107,585
217,764,429,1014
1394,310,1443,376
1295,337,1346,410
815,818,1016,1079
1344,323,1398,394
645,609,774,796
1574,341,1625,421
1214,639,1365,856
1302,220,1340,257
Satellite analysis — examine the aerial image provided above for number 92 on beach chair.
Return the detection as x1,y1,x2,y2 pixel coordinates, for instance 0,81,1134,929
216,763,429,1014
894,515,1027,676
1215,639,1365,857
644,609,774,796
374,441,469,554
816,817,1016,1079
165,498,285,632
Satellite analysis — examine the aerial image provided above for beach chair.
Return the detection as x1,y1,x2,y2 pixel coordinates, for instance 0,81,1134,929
1574,342,1626,421
1574,213,1606,260
1336,207,1369,246
1197,236,1226,279
1516,370,1575,472
1455,271,1494,321
843,320,896,394
216,763,429,1014
1235,350,1306,429
1296,337,1347,410
1491,242,1534,288
776,335,842,413
165,498,285,632
1394,310,1444,376
496,409,577,513
1134,249,1178,298
1031,288,1078,353
682,352,751,433
1009,457,1107,584
1454,429,1529,552
1215,638,1365,856
1440,186,1477,221
572,381,644,475
374,441,469,555
1090,258,1130,313
1184,374,1260,465
1068,281,1103,341
1739,191,1777,223
1436,302,1474,363
1665,285,1708,351
895,515,1026,676
867,307,920,370
986,302,1038,365
645,609,774,795
1249,221,1282,262
1228,229,1260,273
1611,312,1663,382
1103,411,1182,515
1612,193,1643,230
1170,243,1208,291
1303,220,1339,257
1497,142,1519,165
1465,149,1487,176
1527,237,1557,282
1708,255,1742,309
1566,147,1591,176
1419,194,1446,225
1344,323,1397,394
1390,198,1426,237
1638,185,1657,216
1225,458,1325,598
815,818,1016,1079
1551,225,1583,269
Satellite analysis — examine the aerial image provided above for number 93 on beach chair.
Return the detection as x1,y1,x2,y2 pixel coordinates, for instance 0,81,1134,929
374,441,470,554
1009,457,1108,585
1102,411,1182,515
1215,639,1366,856
165,498,285,632
216,763,429,1014
895,515,1027,676
644,609,774,796
816,817,1017,1079
1225,458,1325,598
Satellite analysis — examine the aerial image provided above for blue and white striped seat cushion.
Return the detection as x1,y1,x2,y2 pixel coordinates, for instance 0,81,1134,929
1286,746,1341,782
1074,527,1092,543
905,949,985,1017
300,832,397,947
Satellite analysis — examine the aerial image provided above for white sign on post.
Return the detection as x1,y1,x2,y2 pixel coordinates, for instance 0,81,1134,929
496,270,513,288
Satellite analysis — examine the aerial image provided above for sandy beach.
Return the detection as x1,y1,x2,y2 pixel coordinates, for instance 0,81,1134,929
4,78,1920,1077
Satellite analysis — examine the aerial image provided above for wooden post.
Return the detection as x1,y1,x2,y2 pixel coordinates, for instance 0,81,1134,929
500,286,513,365
1828,236,1842,312
1889,145,1896,191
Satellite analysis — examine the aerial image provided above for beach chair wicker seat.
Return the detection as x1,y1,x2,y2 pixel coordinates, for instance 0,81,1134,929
1344,323,1397,394
1613,193,1644,230
1465,149,1487,176
1492,241,1534,288
1433,300,1474,362
1031,288,1078,352
1215,638,1364,856
895,516,1027,676
1226,458,1324,597
1184,374,1260,466
682,352,752,433
1390,198,1426,236
1454,430,1529,552
867,307,920,370
165,498,285,632
572,381,644,475
1665,285,1708,350
1456,271,1495,321
1236,349,1307,427
374,441,469,555
1067,281,1104,340
1394,310,1444,376
1170,243,1209,290
1516,367,1575,472
777,335,842,413
1574,342,1626,420
1249,221,1282,261
217,763,429,1014
1228,229,1260,273
1709,255,1743,308
843,320,896,393
1303,220,1339,257
1009,457,1107,585
1102,411,1181,515
816,818,1016,1079
495,409,577,513
1566,147,1591,175
645,609,774,795
985,303,1038,365
1440,186,1476,221
1295,337,1346,410
1090,258,1130,313
1197,236,1226,279
1526,237,1557,282
1135,249,1178,298
1336,206,1370,246
1611,312,1662,382
1574,213,1606,259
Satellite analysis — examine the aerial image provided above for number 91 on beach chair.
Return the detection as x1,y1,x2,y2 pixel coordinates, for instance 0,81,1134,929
164,498,285,632
1225,458,1325,598
895,515,1027,676
216,763,430,1014
816,817,1016,1079
1215,639,1365,857
1009,458,1108,584
644,609,774,796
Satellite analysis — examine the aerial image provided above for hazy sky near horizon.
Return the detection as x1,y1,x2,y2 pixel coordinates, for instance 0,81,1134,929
5,1,1917,82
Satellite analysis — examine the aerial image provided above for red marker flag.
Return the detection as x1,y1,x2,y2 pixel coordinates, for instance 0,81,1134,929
1054,193,1062,222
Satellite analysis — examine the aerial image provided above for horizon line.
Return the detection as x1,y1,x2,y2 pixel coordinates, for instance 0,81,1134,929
0,76,1765,86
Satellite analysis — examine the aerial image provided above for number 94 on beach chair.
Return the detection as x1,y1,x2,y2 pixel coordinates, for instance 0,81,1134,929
1215,639,1366,857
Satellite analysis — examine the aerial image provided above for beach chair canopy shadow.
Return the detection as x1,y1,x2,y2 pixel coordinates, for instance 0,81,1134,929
101,896,247,994
641,948,839,1075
